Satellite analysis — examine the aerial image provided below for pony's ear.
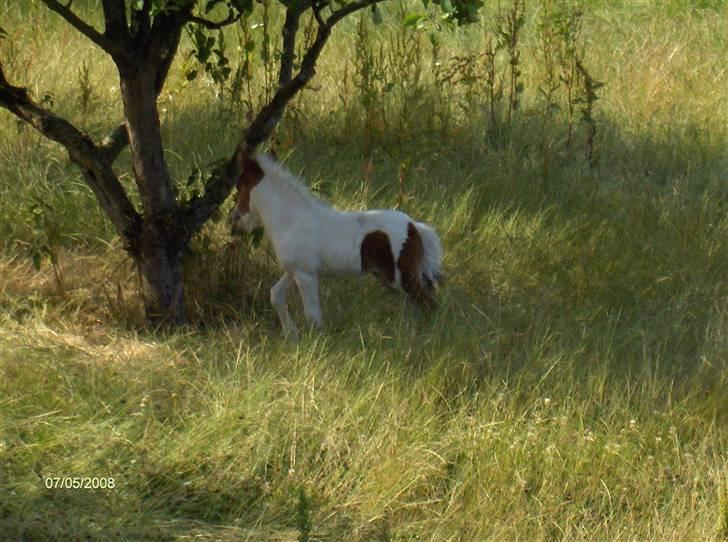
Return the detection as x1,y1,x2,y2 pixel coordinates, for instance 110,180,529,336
269,148,278,160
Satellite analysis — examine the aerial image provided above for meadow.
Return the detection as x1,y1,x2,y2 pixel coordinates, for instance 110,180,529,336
1,0,727,539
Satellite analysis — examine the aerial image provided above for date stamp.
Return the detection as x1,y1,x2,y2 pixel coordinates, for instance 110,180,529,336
43,477,115,490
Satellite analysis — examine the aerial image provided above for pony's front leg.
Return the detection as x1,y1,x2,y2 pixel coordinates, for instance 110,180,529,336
293,271,322,329
271,272,298,340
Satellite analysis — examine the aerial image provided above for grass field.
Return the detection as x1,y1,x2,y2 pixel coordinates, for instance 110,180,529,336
1,0,727,540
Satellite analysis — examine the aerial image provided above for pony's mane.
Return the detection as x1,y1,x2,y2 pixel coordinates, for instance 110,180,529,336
256,153,330,209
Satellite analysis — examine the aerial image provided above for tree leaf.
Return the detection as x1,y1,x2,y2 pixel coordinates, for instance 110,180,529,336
205,0,225,14
371,4,383,25
403,13,425,28
43,246,58,266
251,226,264,248
32,251,42,271
230,0,254,14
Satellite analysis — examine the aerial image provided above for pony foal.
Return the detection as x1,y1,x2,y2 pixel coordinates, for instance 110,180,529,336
230,153,443,339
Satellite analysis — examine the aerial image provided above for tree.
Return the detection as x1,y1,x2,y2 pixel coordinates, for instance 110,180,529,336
0,0,481,326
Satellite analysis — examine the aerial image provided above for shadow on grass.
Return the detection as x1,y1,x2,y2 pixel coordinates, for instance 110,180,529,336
1,102,727,539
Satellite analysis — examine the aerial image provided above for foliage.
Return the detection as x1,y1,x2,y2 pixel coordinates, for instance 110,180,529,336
295,486,313,542
17,198,64,293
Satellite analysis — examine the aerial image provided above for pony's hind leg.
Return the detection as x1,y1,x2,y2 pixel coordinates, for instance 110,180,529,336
293,271,322,328
271,272,298,340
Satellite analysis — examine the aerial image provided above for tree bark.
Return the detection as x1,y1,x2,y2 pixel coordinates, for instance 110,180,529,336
118,62,188,326
137,225,187,326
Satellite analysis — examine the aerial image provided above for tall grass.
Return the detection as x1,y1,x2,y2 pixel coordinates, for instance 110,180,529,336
1,0,727,540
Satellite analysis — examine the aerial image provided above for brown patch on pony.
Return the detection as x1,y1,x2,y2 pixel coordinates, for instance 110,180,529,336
235,156,264,213
360,230,395,284
397,222,435,307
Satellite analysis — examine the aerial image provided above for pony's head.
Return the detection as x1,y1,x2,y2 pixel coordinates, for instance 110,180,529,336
230,154,264,234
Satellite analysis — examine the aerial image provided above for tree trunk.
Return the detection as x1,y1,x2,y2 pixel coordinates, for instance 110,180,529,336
118,62,187,326
137,221,187,326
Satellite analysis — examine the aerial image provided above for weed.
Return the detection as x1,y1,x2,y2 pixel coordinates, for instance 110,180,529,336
575,58,604,167
719,482,728,541
77,59,95,123
553,1,584,154
353,12,389,155
295,486,313,542
498,0,526,124
17,197,64,295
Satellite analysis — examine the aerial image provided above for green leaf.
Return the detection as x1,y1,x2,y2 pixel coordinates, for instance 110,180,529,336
32,251,42,271
403,13,425,28
230,0,253,14
43,246,58,266
250,227,264,248
149,0,166,17
205,0,224,13
371,4,383,25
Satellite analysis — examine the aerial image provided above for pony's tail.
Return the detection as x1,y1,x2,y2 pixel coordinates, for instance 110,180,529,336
415,222,443,290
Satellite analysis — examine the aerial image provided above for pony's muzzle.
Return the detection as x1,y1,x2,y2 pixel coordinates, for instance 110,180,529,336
229,207,260,235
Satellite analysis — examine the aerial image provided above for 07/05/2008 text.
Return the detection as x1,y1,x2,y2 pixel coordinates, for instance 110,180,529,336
44,477,115,490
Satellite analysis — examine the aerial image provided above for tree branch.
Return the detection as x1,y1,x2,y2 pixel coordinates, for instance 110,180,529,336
312,0,327,27
40,0,115,53
188,10,243,30
101,0,129,52
100,2,193,166
147,4,195,94
129,0,153,44
279,1,309,88
99,122,129,163
0,63,141,247
326,0,384,26
181,0,385,237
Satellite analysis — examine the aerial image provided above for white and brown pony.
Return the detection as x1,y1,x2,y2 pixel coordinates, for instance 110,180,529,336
230,153,442,339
